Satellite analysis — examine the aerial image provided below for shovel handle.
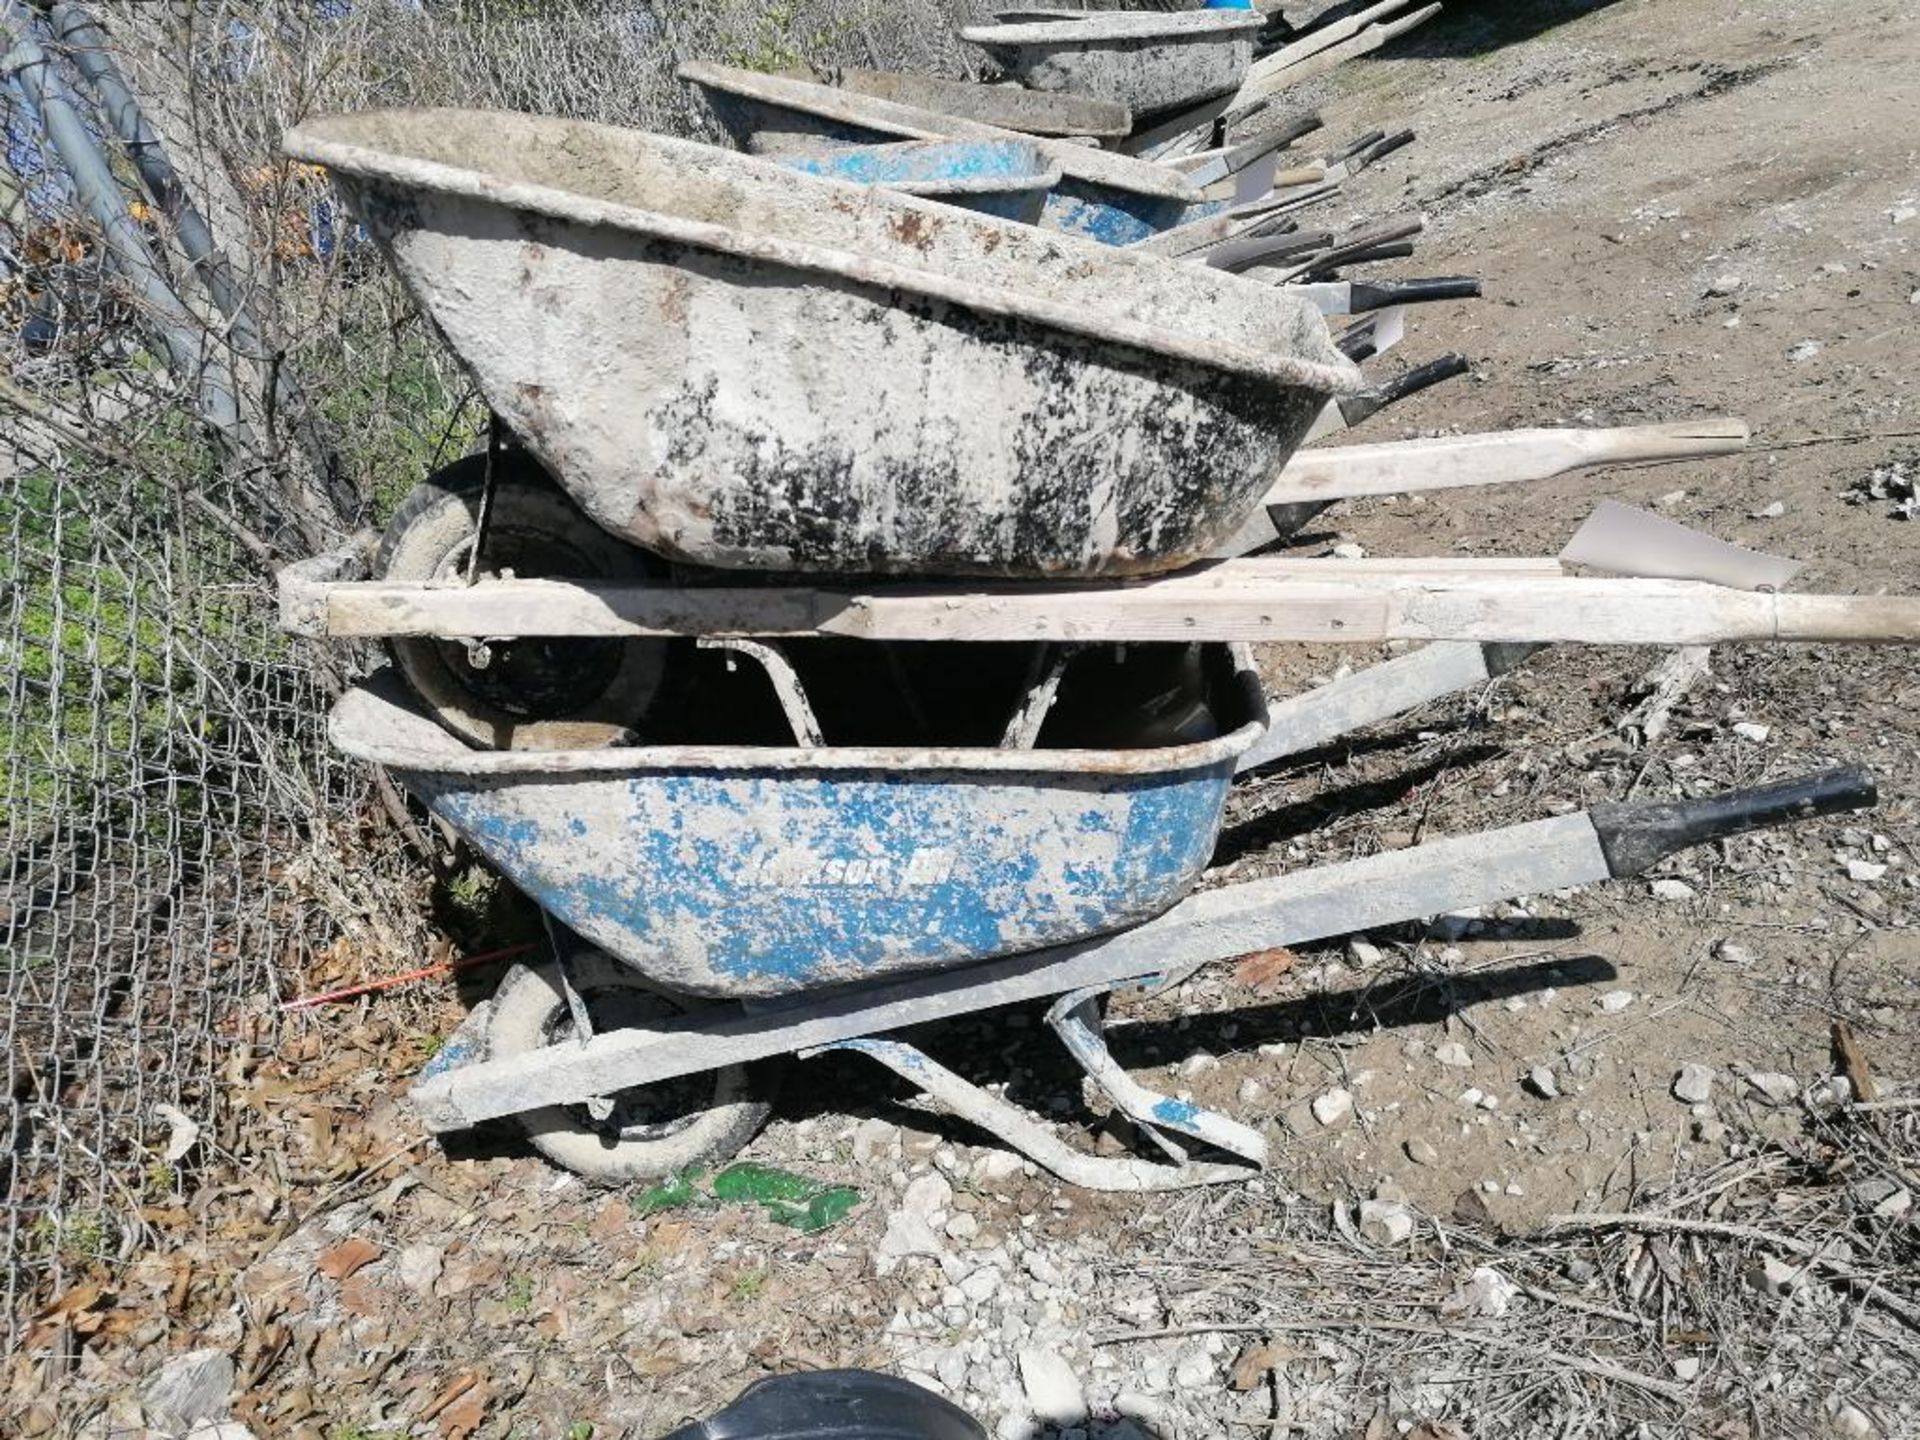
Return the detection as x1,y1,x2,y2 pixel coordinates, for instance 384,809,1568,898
1340,353,1469,423
1590,767,1878,877
1346,276,1482,310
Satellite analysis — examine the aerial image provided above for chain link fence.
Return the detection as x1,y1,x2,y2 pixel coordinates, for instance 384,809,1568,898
0,0,992,1358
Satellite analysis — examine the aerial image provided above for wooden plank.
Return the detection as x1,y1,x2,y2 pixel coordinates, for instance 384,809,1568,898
1265,419,1751,504
298,561,1920,647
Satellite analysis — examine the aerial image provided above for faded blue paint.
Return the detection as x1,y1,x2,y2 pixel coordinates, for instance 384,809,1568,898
411,761,1235,1000
1042,182,1223,246
782,138,1042,186
779,139,1055,225
1153,1096,1200,1127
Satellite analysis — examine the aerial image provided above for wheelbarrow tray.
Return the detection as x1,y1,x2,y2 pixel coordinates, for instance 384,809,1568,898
284,110,1356,577
329,649,1268,1000
822,65,1132,139
680,62,1215,246
775,138,1061,225
961,11,1265,120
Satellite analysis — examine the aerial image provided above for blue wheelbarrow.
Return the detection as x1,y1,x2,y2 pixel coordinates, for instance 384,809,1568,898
327,646,1875,1191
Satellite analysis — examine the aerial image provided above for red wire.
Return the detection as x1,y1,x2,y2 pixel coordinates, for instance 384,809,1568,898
278,940,540,1012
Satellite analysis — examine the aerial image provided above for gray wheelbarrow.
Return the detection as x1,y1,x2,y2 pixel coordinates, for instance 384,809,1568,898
284,109,1358,580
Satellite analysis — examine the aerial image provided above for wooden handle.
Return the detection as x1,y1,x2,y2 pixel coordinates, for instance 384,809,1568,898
1267,419,1750,504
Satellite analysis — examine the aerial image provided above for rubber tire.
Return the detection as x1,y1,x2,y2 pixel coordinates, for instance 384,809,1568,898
375,450,665,749
485,952,770,1186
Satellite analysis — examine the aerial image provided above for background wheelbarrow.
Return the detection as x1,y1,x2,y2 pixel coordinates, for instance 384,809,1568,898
679,62,1219,246
961,10,1267,119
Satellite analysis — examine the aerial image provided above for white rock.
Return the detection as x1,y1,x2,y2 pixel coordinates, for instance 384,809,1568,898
1433,1041,1473,1070
851,1117,900,1163
1715,940,1756,965
1746,1254,1799,1294
1673,1063,1716,1105
1846,859,1888,882
1348,939,1384,968
1673,1357,1702,1381
960,1266,1001,1303
902,1172,953,1223
1754,501,1786,520
395,1242,443,1296
1599,990,1635,1013
1873,1187,1913,1219
1331,541,1367,560
142,1350,234,1435
1440,1265,1517,1319
1892,206,1918,226
1459,1087,1485,1107
1405,1137,1439,1165
187,1425,259,1440
1704,274,1742,297
946,1212,980,1242
1023,1250,1063,1287
1172,1350,1215,1389
1732,723,1772,745
1178,1051,1220,1078
1527,1066,1560,1099
1832,1403,1879,1438
1018,1347,1087,1425
1358,1199,1415,1245
972,1151,1024,1186
1788,339,1822,362
1746,1071,1799,1105
876,1211,947,1269
1651,878,1696,901
1311,1088,1352,1127
1236,1078,1264,1105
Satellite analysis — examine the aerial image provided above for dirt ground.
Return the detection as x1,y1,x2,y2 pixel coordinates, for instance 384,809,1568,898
27,2,1920,1438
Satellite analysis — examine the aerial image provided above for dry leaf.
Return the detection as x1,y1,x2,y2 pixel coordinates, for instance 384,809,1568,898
1231,946,1298,992
1409,1423,1471,1440
1229,1340,1303,1391
1361,1414,1392,1440
315,1237,381,1281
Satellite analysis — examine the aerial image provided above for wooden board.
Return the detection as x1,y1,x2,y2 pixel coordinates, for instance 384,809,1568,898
288,558,1920,647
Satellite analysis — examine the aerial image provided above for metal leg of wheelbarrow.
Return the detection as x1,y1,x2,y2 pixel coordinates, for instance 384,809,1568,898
814,1033,1259,1193
1046,985,1266,1166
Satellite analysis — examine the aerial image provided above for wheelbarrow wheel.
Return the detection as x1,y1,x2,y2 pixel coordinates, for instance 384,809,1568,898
376,449,666,750
486,951,771,1185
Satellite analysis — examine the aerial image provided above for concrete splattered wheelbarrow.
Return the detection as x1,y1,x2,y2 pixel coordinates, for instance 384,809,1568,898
355,623,1876,1188
285,109,1355,582
678,62,1220,246
961,10,1266,119
774,138,1061,225
818,64,1132,140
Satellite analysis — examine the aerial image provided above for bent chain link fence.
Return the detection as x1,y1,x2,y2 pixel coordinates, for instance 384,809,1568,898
0,0,986,1357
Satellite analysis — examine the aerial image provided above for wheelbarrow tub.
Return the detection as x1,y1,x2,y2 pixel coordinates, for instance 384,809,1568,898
961,12,1265,120
283,109,1357,578
823,65,1132,139
329,649,1268,1000
777,138,1061,225
680,62,1216,246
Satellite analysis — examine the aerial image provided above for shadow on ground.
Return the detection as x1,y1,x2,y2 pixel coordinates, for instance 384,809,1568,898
1365,0,1630,60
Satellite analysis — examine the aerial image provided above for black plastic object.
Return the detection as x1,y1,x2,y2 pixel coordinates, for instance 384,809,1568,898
1225,111,1323,171
1346,276,1483,311
656,1371,987,1440
1337,353,1471,425
1333,128,1387,162
1206,230,1330,272
1590,767,1878,878
1359,128,1416,167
